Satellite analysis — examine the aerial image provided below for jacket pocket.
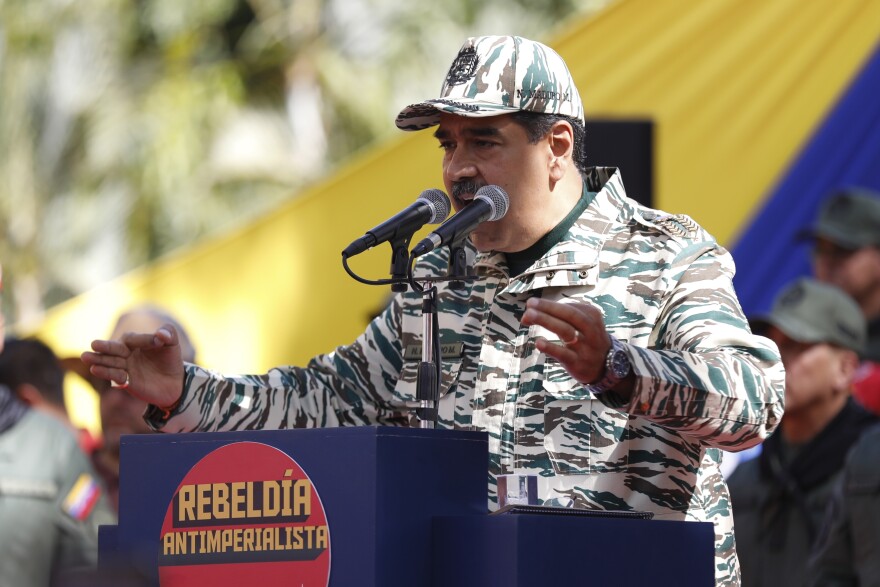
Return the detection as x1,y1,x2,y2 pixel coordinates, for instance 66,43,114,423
392,359,462,405
542,364,629,475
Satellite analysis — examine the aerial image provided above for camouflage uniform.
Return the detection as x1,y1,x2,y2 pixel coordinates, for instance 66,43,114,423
149,167,785,585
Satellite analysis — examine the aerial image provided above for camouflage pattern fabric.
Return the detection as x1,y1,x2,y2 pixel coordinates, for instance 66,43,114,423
149,167,785,586
395,35,585,131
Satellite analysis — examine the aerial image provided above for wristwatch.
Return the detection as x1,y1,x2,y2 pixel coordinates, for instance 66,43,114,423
586,335,631,395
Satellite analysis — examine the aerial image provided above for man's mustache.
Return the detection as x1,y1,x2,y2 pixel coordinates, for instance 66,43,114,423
451,180,484,199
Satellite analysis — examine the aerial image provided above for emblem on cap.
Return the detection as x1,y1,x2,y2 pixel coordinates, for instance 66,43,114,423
446,46,479,86
828,195,853,218
779,282,805,308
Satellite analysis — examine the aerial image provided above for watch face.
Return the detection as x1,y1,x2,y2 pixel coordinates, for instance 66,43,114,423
609,349,631,378
588,338,630,394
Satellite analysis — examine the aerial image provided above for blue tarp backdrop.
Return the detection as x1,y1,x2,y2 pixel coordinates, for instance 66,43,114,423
732,42,880,316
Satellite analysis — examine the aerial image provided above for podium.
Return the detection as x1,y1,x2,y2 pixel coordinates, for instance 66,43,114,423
99,427,715,586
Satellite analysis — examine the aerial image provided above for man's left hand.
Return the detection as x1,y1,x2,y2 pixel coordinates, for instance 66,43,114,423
522,297,610,384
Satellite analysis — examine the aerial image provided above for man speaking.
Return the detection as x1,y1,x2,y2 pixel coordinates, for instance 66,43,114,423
83,35,784,585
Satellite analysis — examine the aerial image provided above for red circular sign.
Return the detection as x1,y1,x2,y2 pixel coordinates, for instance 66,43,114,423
157,442,331,586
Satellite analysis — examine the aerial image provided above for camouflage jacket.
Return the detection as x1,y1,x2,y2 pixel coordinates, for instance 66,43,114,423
151,167,785,585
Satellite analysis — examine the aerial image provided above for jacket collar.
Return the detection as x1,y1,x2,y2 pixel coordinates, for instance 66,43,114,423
473,166,629,291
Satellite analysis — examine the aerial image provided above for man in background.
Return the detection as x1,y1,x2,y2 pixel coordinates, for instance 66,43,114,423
806,187,880,414
1,336,100,454
729,278,878,587
0,264,116,586
67,305,196,511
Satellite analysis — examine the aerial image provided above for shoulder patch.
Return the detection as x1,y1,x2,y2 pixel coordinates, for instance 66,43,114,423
62,473,102,521
653,214,700,238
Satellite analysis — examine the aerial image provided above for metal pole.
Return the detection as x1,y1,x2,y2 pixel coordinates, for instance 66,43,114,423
417,286,439,428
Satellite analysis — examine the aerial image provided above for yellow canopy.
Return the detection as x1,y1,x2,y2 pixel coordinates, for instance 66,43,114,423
29,0,880,433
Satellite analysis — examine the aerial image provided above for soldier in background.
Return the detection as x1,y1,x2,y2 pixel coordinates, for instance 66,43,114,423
0,264,116,586
1,336,100,454
805,187,880,415
729,278,878,587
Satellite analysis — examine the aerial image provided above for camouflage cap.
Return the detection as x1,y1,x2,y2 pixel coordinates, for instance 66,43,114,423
751,278,866,353
395,36,584,131
801,187,880,249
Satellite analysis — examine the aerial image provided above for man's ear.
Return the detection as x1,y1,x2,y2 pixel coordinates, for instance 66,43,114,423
14,383,44,406
834,349,860,395
548,120,575,181
868,246,880,274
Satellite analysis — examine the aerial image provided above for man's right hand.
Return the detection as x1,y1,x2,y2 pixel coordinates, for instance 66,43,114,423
81,324,185,412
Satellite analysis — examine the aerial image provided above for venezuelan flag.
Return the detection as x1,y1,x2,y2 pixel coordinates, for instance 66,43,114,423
62,473,102,521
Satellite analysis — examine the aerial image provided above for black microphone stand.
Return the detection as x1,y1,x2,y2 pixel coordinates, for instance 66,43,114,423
344,235,479,428
389,237,411,293
447,240,474,290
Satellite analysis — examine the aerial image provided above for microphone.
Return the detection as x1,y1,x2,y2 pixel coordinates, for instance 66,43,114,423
410,185,509,257
342,189,450,258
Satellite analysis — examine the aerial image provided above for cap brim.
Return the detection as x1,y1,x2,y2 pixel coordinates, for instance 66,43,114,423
754,313,851,348
772,314,832,344
795,226,863,250
395,98,521,131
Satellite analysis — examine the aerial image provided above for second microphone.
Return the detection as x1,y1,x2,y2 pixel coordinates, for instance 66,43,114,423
342,188,450,258
410,185,509,257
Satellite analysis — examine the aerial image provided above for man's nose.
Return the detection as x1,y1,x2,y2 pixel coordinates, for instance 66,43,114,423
445,147,478,182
